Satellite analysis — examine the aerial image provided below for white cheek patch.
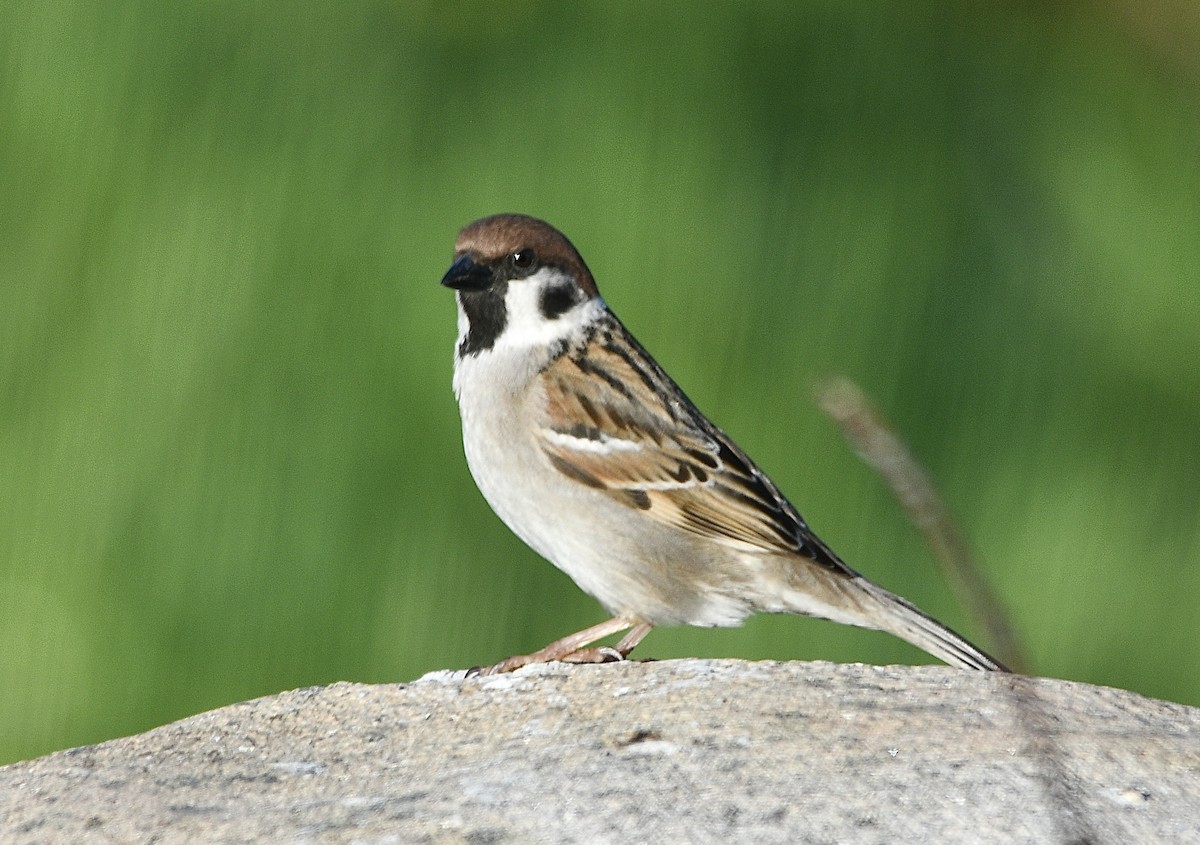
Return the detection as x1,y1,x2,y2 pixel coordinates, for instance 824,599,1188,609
495,269,602,353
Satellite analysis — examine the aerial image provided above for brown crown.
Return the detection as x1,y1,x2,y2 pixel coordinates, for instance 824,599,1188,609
454,214,598,296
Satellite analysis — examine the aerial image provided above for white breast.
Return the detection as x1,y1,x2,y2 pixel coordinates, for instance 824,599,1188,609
451,281,605,573
449,283,757,628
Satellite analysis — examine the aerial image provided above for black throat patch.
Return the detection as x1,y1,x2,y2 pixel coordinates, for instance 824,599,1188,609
457,281,508,357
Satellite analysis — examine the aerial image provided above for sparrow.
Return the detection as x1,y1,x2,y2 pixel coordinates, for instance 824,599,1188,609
442,214,1008,675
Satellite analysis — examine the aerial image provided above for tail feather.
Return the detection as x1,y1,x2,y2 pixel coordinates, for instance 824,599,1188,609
775,559,1009,671
854,578,1009,672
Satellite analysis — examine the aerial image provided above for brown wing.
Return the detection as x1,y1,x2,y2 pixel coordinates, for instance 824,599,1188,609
535,318,826,559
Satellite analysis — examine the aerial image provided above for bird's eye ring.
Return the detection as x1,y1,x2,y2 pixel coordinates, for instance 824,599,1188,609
510,249,536,271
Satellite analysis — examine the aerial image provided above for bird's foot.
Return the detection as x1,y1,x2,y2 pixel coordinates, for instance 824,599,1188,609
464,617,652,677
466,646,625,677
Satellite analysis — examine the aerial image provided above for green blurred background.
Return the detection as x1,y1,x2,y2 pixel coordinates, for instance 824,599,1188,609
2,1,1198,766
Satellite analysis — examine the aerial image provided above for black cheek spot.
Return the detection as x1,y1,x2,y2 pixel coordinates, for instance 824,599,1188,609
539,283,579,320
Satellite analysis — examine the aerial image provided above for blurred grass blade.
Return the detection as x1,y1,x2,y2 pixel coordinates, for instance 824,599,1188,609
817,377,1028,673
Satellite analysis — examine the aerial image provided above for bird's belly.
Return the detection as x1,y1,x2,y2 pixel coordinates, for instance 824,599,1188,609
461,423,757,628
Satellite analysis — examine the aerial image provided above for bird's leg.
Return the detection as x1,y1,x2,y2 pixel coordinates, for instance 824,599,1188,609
471,616,646,676
559,620,654,665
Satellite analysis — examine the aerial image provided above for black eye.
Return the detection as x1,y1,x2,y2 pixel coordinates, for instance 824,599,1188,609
510,249,537,271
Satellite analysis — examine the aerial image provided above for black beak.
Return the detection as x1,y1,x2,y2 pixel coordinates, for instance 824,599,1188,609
440,254,492,290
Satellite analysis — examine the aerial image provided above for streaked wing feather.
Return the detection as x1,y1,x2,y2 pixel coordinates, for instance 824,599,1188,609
535,319,808,557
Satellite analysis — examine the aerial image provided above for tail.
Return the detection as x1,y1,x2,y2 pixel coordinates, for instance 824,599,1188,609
852,577,1009,671
777,558,1009,671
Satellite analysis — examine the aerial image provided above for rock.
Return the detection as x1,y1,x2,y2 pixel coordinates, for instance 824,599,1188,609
1,659,1197,844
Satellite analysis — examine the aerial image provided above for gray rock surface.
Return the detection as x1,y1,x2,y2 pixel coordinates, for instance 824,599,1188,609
1,659,1197,844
